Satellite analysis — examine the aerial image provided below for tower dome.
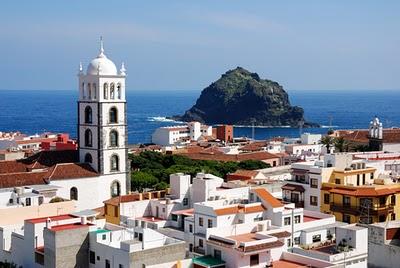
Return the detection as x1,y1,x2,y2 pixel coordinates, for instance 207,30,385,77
86,38,117,75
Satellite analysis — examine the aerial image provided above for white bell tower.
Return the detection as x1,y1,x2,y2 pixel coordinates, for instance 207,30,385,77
77,38,129,193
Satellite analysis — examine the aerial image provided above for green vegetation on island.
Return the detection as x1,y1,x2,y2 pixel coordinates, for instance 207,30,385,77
173,67,318,127
129,151,270,192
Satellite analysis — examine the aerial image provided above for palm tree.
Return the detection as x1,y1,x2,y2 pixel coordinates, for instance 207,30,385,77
321,135,334,153
334,137,348,152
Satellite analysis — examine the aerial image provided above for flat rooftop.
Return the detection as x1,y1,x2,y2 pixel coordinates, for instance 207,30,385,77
228,233,258,243
27,214,76,224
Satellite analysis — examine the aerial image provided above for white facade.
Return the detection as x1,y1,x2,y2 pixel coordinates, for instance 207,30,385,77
151,122,212,146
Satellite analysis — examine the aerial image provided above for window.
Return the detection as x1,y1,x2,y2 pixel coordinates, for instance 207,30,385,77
312,234,321,243
106,259,110,268
310,196,318,206
199,217,203,227
214,249,222,259
360,198,372,208
110,155,119,171
110,83,115,99
294,237,300,245
391,195,396,205
89,251,95,264
254,216,263,222
109,107,118,123
84,153,93,163
82,83,85,99
391,213,396,220
379,215,386,222
284,217,291,226
294,215,301,224
70,187,78,201
189,224,193,233
103,83,108,99
371,172,374,179
171,214,178,221
198,239,203,248
335,178,341,185
183,198,188,206
379,196,386,206
287,238,291,247
357,175,360,186
362,174,366,185
343,196,351,207
25,197,31,206
110,130,118,147
343,214,351,223
189,244,193,252
250,254,259,266
208,219,213,228
119,265,124,268
117,83,121,99
310,178,318,188
84,129,92,147
87,83,92,99
273,161,277,167
84,106,92,123
114,206,118,217
324,193,330,204
102,234,107,240
111,181,121,197
93,83,97,99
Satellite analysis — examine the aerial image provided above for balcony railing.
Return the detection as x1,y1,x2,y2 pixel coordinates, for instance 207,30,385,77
330,203,394,216
282,198,304,208
193,246,205,255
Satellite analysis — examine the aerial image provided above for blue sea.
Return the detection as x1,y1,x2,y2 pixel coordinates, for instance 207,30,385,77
0,89,399,144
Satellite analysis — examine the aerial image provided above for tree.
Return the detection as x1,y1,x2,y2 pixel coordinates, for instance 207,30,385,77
131,172,158,192
334,137,349,152
238,160,270,170
321,135,333,153
154,181,169,191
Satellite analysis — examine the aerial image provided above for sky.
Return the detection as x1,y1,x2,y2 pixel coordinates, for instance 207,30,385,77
0,1,399,91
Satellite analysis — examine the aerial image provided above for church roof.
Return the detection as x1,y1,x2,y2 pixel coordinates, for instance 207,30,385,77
335,129,400,144
0,150,98,188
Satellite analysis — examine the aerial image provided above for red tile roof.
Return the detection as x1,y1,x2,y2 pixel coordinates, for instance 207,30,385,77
27,214,76,224
214,204,265,216
0,160,29,174
335,129,400,144
282,183,305,192
269,231,291,238
50,222,92,232
103,193,142,206
328,187,397,197
48,163,98,180
253,188,283,208
182,151,279,162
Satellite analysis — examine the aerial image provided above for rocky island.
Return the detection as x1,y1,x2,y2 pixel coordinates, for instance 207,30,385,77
173,67,318,127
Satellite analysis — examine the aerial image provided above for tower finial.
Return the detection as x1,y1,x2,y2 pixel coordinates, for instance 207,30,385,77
100,36,104,54
79,62,83,74
120,62,126,76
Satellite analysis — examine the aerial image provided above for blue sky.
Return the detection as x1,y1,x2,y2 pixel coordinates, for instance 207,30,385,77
0,1,399,91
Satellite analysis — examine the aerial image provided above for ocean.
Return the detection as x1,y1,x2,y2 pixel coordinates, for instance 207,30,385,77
0,89,399,144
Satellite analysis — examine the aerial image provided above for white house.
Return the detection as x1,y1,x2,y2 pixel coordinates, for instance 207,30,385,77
151,122,212,146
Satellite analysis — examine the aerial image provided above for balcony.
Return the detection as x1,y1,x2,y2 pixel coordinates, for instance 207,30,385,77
282,198,304,208
193,246,205,255
330,203,394,216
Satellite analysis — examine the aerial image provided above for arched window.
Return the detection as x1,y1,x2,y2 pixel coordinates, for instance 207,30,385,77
103,83,108,99
109,107,117,123
110,181,121,197
70,187,78,201
110,154,119,171
117,83,121,99
82,82,85,99
88,83,92,99
93,83,97,99
84,106,92,124
84,129,92,147
84,153,93,163
110,130,118,147
110,83,115,99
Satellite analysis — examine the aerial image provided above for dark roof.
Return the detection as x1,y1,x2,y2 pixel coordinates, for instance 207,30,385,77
21,150,79,169
282,183,305,192
48,163,98,180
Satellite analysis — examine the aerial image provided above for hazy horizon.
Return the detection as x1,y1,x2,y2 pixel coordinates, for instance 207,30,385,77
1,1,399,91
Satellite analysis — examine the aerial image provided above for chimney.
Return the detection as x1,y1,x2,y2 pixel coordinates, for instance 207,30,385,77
46,218,52,229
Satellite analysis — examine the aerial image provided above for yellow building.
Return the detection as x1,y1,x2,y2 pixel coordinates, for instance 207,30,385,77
321,165,400,224
104,189,169,225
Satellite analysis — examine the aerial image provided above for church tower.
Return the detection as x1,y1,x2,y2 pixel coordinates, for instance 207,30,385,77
78,38,129,195
368,116,383,151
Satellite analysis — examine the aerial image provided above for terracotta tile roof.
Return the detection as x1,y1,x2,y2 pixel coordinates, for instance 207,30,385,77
214,204,265,216
0,171,49,188
238,240,284,252
171,208,194,216
253,188,283,208
0,160,29,174
328,187,397,197
48,163,98,180
23,150,79,169
282,183,305,192
182,151,279,162
27,214,76,224
269,231,291,238
227,170,261,181
240,142,267,152
104,193,142,206
335,129,400,144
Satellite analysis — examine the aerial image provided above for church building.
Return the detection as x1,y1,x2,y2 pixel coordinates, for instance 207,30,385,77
0,40,129,210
